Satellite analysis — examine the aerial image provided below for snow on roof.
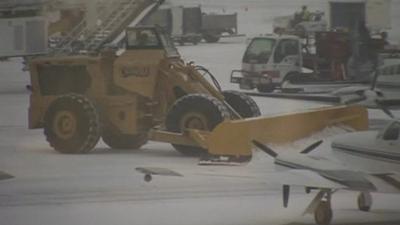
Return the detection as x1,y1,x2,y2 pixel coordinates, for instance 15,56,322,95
328,0,366,3
0,0,48,7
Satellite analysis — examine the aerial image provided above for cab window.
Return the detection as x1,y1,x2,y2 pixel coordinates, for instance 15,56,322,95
274,39,299,63
158,30,180,57
126,29,161,49
243,38,276,64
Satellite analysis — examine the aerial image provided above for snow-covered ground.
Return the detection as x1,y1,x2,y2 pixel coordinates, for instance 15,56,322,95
0,40,400,225
1,1,400,224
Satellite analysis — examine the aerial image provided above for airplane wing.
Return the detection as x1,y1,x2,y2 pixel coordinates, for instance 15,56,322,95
261,169,346,190
368,173,400,193
135,165,262,181
135,141,400,193
136,167,183,177
135,165,346,189
135,165,400,194
135,165,377,192
261,169,400,193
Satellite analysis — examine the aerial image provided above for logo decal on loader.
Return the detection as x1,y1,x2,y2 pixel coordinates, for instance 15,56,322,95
122,67,150,78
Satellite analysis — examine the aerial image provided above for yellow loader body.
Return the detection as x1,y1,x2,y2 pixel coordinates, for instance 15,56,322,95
28,25,369,161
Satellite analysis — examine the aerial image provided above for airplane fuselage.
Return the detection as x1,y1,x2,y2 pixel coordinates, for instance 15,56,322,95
332,121,400,164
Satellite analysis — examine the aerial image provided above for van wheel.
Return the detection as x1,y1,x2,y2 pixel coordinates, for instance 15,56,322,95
222,90,261,118
256,84,275,93
44,94,101,154
282,72,303,84
192,38,199,45
203,34,220,43
166,94,230,156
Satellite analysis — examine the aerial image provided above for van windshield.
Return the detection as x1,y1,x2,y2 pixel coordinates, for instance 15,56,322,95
243,38,276,64
383,121,400,141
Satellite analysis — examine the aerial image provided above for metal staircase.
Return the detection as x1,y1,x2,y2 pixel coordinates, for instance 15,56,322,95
52,0,158,54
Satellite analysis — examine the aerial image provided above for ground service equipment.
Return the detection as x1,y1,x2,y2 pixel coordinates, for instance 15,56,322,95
140,5,240,45
28,26,369,163
230,30,387,93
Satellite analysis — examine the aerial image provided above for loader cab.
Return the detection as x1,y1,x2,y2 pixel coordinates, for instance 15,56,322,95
112,27,180,99
125,27,179,58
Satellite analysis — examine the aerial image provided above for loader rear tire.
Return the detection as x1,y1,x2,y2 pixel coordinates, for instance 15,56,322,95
222,90,261,118
44,94,101,154
102,129,147,150
166,94,230,156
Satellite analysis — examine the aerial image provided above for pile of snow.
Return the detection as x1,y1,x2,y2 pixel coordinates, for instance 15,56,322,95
252,126,352,160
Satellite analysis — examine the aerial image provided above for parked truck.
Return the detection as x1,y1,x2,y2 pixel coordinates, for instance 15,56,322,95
234,0,393,93
230,30,386,93
273,0,391,37
326,0,392,81
326,0,391,33
0,0,48,58
140,6,240,44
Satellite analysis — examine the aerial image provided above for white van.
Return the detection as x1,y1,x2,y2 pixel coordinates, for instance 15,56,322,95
231,34,303,92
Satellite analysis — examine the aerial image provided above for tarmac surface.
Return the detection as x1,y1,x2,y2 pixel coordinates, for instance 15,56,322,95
0,39,399,225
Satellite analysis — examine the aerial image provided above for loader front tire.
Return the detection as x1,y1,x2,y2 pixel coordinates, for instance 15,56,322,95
166,94,230,156
102,129,147,150
222,90,261,118
44,94,101,154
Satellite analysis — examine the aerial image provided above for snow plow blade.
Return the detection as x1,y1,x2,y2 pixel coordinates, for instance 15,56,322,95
205,105,368,159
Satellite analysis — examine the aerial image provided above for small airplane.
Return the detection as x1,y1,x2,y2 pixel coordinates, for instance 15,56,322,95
136,118,400,225
251,124,400,225
251,95,400,225
136,78,400,225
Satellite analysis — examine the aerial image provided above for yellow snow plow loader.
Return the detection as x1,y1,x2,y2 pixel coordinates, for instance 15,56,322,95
28,26,368,163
